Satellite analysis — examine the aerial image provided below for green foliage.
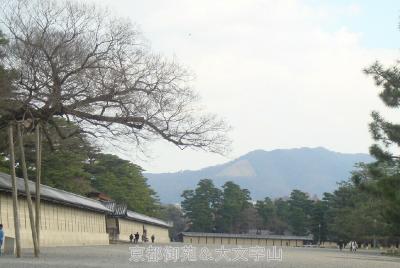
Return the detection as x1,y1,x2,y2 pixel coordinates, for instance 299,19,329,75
255,197,275,227
216,181,251,233
181,179,222,232
0,118,95,194
0,118,161,216
183,182,331,238
324,181,390,242
0,31,17,112
0,31,9,95
256,197,291,235
86,153,160,216
256,191,315,236
181,180,254,233
181,179,395,245
361,59,400,236
273,198,291,234
287,190,313,235
42,150,92,194
0,30,16,177
309,199,328,243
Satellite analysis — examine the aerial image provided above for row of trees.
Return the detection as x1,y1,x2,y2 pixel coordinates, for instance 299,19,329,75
256,183,389,244
180,180,323,239
181,179,251,233
181,178,398,245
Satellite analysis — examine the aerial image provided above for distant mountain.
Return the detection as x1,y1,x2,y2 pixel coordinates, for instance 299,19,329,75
145,147,373,204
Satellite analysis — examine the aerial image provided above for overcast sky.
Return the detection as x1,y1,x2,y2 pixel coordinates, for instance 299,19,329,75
92,0,400,173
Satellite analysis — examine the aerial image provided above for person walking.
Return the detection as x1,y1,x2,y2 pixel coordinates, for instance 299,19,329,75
143,228,147,242
134,232,139,244
0,224,4,256
151,234,155,243
350,241,357,252
129,234,134,243
353,241,358,252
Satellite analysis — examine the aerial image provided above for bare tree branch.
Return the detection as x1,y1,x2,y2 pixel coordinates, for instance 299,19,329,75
0,0,230,154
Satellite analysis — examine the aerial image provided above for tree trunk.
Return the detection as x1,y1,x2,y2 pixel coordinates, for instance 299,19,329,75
8,124,21,257
16,123,39,257
35,124,42,250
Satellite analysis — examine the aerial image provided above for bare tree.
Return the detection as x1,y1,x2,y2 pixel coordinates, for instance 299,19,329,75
0,0,230,153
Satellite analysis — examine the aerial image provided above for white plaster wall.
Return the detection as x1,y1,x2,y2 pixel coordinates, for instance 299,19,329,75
118,218,170,243
0,193,109,248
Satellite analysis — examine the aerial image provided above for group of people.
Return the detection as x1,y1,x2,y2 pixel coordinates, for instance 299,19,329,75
348,241,358,252
338,240,358,252
129,232,140,244
337,240,358,252
129,231,155,244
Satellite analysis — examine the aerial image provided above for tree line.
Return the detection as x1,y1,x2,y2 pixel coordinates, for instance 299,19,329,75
180,177,398,246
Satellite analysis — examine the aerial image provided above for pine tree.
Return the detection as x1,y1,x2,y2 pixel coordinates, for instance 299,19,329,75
181,179,222,232
87,154,160,216
216,181,251,233
356,61,400,235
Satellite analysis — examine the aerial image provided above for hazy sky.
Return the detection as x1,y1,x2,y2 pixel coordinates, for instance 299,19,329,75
92,0,400,173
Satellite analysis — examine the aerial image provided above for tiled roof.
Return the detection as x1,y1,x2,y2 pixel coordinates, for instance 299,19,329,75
101,200,172,228
0,172,172,228
126,210,172,228
0,172,111,213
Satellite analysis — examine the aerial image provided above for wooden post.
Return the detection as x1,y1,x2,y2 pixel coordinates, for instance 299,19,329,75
8,124,21,257
35,124,42,250
16,123,39,257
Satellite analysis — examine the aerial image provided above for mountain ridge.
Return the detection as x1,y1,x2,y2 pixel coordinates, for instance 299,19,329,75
145,147,373,204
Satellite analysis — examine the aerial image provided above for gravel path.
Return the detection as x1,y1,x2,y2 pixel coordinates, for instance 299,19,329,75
0,243,399,268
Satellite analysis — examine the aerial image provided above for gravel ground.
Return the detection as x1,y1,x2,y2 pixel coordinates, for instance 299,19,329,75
0,243,399,268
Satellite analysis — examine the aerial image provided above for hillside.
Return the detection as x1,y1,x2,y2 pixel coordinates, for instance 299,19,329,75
145,147,373,204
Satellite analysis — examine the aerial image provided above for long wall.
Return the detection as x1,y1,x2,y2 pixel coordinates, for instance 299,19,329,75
183,235,305,247
0,193,109,248
118,218,170,243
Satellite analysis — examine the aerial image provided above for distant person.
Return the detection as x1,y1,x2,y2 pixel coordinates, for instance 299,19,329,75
353,241,358,252
350,241,358,252
151,234,155,243
0,224,4,256
134,232,139,244
338,240,343,251
129,234,134,243
143,228,147,242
